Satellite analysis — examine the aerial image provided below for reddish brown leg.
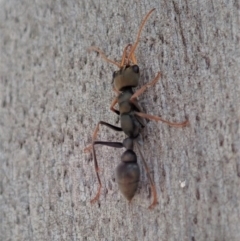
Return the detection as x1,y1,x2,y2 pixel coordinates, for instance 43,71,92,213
91,141,124,204
110,97,119,115
90,142,102,203
85,123,123,203
113,86,121,95
84,121,122,152
135,111,189,127
130,72,161,102
136,141,158,209
84,122,102,153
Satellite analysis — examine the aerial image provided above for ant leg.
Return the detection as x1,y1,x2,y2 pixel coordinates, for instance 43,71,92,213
135,141,158,209
90,141,124,203
94,141,124,148
91,142,102,203
130,72,161,102
135,111,189,127
110,97,120,115
88,46,121,68
84,121,122,152
113,86,121,95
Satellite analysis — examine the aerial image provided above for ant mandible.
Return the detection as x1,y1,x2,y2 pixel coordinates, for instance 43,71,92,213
85,9,189,209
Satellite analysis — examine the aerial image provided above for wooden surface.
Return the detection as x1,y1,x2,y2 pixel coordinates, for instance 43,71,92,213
0,0,239,240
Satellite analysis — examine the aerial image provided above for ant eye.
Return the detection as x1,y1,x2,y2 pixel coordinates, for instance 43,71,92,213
132,65,139,73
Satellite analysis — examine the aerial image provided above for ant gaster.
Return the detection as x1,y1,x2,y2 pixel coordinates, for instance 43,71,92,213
85,9,189,209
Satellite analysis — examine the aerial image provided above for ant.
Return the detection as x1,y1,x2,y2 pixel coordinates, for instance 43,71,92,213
85,9,189,209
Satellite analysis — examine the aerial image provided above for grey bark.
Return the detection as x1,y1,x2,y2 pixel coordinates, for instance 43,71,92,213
0,0,239,241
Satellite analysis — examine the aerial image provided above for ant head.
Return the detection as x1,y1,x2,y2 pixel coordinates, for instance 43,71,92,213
89,9,155,92
112,64,140,91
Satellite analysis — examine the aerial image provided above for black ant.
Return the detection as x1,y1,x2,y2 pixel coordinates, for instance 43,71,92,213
85,9,189,209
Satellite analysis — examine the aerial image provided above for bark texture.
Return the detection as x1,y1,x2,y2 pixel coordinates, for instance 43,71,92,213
0,0,239,240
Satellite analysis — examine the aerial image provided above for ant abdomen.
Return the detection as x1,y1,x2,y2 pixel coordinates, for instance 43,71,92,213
116,150,140,200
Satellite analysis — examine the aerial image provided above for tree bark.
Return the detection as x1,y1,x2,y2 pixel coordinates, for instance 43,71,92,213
0,0,239,240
